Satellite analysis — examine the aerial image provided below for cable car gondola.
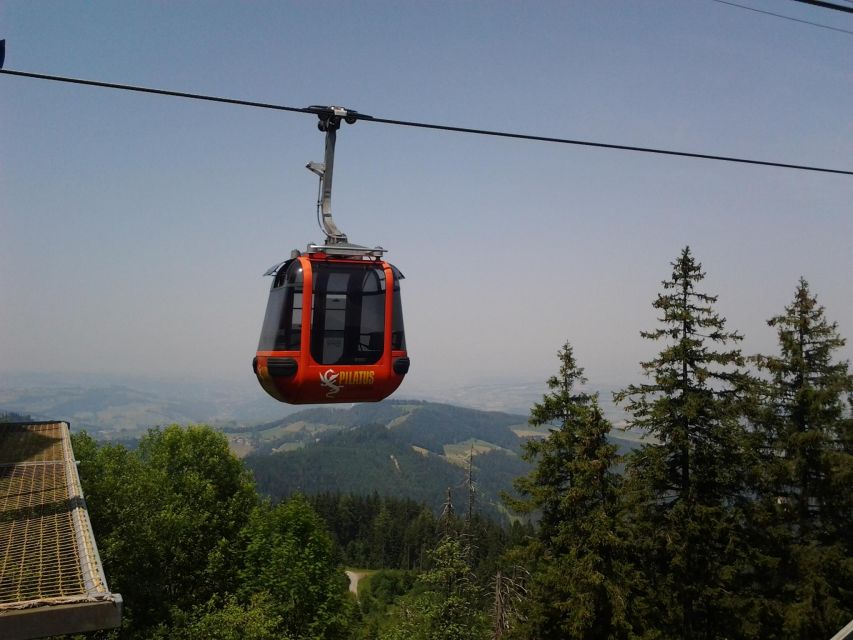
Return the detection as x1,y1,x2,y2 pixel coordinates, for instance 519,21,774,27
253,107,409,404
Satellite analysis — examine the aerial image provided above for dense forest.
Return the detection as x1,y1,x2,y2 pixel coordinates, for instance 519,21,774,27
306,492,532,577
62,247,850,639
241,399,642,519
246,421,532,519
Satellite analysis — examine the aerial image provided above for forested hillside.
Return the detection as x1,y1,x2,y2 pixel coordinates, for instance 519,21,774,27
244,401,642,518
250,423,466,509
226,401,532,456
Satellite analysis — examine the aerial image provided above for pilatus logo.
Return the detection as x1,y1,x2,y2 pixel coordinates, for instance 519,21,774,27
319,369,376,397
319,369,342,397
339,371,376,385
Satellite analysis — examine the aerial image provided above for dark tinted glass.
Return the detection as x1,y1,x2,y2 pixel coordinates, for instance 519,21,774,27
392,275,406,351
310,263,386,365
258,260,303,351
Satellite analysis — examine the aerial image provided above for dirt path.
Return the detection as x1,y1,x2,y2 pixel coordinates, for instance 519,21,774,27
345,570,370,597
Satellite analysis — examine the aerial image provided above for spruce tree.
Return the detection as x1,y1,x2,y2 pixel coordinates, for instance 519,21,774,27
754,278,853,637
615,247,754,639
508,343,631,639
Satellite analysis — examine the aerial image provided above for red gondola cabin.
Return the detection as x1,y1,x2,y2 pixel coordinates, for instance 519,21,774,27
253,251,409,404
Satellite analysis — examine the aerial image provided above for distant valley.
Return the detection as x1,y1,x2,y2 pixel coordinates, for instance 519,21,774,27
1,373,646,520
0,371,634,438
0,371,297,439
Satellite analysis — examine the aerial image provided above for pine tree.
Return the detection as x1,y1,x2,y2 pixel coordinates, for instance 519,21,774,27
508,343,631,639
615,247,754,639
753,278,853,637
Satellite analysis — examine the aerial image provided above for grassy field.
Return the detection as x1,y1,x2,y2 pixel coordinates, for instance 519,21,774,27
226,434,254,458
443,438,516,466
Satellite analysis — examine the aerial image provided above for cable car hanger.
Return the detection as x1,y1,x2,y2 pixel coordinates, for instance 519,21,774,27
262,106,386,281
302,106,387,259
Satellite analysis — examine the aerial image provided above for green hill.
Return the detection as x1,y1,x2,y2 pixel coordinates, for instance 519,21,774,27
242,400,644,520
234,400,531,456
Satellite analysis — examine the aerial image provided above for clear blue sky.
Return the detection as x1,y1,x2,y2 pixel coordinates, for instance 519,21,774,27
1,1,851,402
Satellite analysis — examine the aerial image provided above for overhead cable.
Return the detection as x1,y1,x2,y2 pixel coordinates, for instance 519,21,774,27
710,0,853,34
786,0,853,13
1,67,851,177
0,68,313,116
363,113,852,176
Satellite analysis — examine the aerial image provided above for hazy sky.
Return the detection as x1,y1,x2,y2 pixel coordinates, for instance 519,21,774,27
1,1,851,404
